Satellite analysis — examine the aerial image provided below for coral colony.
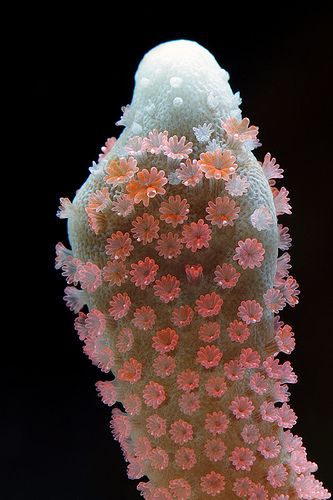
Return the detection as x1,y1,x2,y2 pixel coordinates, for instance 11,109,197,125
56,41,330,499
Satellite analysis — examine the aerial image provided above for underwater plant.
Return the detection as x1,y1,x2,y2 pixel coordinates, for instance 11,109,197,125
56,40,331,499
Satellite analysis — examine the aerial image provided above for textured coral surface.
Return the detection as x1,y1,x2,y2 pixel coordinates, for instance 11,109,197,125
55,40,331,499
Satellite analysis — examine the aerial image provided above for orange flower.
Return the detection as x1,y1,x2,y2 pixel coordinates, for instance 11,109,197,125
198,149,237,180
126,166,168,207
222,117,259,142
105,156,138,186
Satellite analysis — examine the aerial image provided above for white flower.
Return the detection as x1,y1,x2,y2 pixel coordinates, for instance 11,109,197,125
193,123,214,142
116,104,133,127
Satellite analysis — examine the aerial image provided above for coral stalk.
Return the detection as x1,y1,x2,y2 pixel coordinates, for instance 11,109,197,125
56,40,330,499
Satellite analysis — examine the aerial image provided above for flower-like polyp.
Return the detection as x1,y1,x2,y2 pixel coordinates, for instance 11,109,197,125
56,40,330,499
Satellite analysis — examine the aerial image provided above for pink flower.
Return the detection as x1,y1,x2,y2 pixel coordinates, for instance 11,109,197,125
150,447,169,471
74,312,88,340
116,327,134,353
169,420,193,445
206,196,240,228
205,375,227,398
56,197,76,219
149,487,172,500
163,135,193,159
176,159,203,186
272,381,290,403
63,286,88,313
134,436,152,460
181,219,212,252
85,309,106,336
229,446,256,471
230,396,255,419
241,424,260,444
295,474,331,500
77,262,102,292
273,186,292,216
249,373,269,395
227,320,250,343
159,195,190,227
275,324,295,354
98,136,116,160
290,448,317,475
143,129,168,154
86,207,107,234
110,408,131,442
177,369,200,392
153,274,181,303
111,193,134,217
199,148,237,180
131,213,160,245
250,206,274,231
225,173,250,197
102,260,128,286
275,252,291,283
123,394,141,416
132,305,156,331
152,328,179,353
171,305,194,327
86,188,110,213
204,438,227,462
200,471,225,496
153,354,176,378
105,231,134,261
124,135,146,155
214,263,240,288
267,464,288,488
196,345,223,369
61,256,82,285
279,276,300,307
223,117,259,142
143,381,166,409
260,401,278,422
185,264,203,283
263,288,286,313
239,348,261,368
117,358,142,384
257,435,281,458
198,322,221,343
126,167,168,207
237,300,263,324
130,257,159,289
224,359,245,381
260,152,284,183
248,484,269,499
55,242,72,270
95,380,117,406
146,414,166,438
263,355,283,379
205,411,229,435
275,403,297,429
195,292,223,317
179,392,201,415
83,336,114,372
155,232,183,259
169,479,191,500
278,224,292,250
105,156,139,186
233,238,265,269
108,292,131,320
233,477,254,497
175,447,197,470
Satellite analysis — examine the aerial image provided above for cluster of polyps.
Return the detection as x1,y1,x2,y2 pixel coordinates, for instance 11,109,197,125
56,116,330,499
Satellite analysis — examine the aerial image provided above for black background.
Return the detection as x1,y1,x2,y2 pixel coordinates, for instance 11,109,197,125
7,5,333,500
